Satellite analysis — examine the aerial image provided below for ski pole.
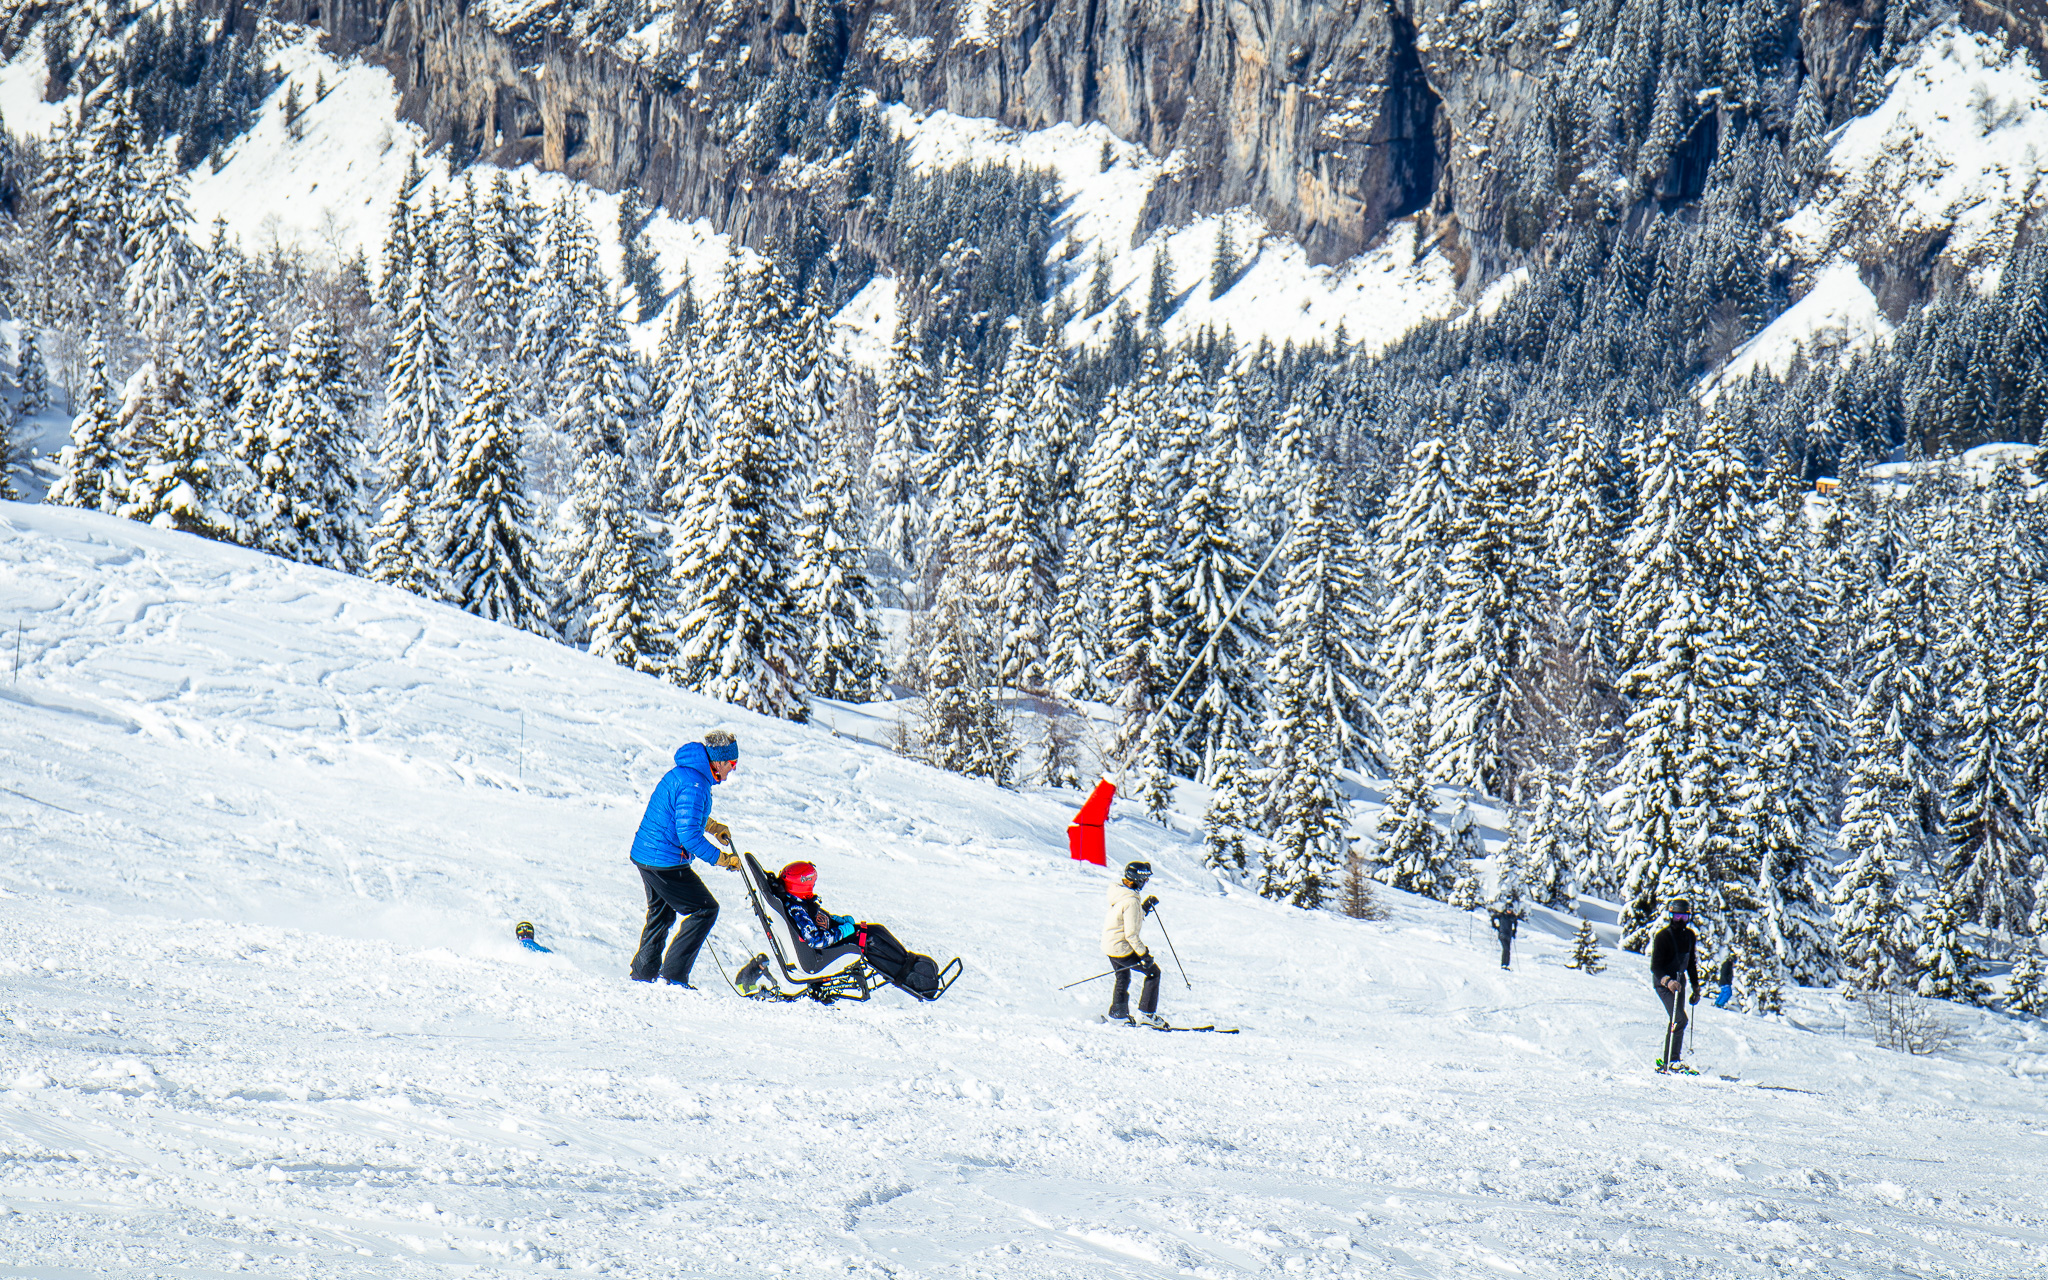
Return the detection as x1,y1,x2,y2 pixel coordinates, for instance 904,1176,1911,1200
1151,906,1192,990
1058,969,1116,991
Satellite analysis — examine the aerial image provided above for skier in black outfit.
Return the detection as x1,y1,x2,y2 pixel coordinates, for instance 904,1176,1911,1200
1488,905,1523,969
1648,898,1702,1069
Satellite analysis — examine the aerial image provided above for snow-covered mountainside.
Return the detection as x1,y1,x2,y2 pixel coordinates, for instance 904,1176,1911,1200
3,502,2045,1277
0,23,1459,363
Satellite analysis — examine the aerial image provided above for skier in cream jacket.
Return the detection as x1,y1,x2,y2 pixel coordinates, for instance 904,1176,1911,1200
1102,861,1167,1028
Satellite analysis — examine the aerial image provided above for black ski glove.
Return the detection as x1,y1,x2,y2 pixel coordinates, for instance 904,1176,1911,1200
1142,895,1158,914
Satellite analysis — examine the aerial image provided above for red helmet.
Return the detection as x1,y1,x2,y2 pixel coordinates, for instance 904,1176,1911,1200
780,861,818,899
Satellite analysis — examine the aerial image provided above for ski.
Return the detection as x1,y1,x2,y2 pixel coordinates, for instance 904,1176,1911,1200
1152,1024,1240,1033
1094,1017,1239,1033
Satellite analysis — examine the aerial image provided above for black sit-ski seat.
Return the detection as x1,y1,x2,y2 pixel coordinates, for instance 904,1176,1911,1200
735,853,885,1003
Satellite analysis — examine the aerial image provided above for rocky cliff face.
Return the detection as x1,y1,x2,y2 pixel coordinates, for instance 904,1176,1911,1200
262,0,1957,284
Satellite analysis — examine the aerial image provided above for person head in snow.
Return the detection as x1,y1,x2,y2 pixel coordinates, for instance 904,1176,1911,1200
1647,896,1703,1071
761,860,945,1000
625,729,742,988
1102,861,1166,1028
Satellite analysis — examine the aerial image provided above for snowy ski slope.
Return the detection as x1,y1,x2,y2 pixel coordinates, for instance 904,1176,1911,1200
2,503,2047,1277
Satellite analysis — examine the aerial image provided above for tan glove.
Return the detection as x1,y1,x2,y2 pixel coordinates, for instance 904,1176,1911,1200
704,818,732,845
716,849,740,870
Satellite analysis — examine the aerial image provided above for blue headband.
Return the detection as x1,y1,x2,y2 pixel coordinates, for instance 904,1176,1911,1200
705,740,739,762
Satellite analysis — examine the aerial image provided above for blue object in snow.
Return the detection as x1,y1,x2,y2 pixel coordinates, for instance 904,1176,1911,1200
629,742,726,868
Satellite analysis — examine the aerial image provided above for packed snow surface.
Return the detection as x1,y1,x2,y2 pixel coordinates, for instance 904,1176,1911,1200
3,504,2047,1277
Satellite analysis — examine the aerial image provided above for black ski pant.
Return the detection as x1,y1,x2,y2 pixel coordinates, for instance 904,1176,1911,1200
1497,935,1513,968
1108,952,1160,1017
1654,975,1690,1063
630,862,719,985
860,924,940,999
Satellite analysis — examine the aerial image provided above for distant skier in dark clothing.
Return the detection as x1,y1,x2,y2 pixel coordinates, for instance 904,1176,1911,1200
1649,898,1702,1069
1713,955,1737,1008
628,730,741,988
1488,906,1523,970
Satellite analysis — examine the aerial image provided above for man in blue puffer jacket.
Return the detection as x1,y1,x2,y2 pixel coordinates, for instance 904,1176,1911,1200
627,729,742,987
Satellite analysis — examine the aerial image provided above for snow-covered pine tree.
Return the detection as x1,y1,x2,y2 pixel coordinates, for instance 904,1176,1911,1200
46,338,121,513
437,364,551,634
1612,410,1691,676
1047,382,1140,700
120,138,194,353
1541,411,1619,713
473,173,530,358
1202,730,1263,876
1566,919,1607,972
1517,765,1576,909
1739,484,1843,988
649,295,713,525
230,320,285,543
379,153,423,316
119,357,239,541
15,324,50,417
1941,544,2038,937
1494,812,1529,910
1144,241,1175,329
83,88,140,272
1610,587,1724,955
1915,887,1991,1006
1733,916,1787,1015
1429,435,1532,799
368,236,458,598
792,419,884,701
1168,369,1268,781
1740,703,1838,989
1105,449,1176,818
1370,732,1451,898
1029,336,1084,539
1261,714,1345,910
1258,452,1373,806
576,455,670,674
919,342,984,596
2008,935,2048,1016
2012,574,2048,865
866,322,930,587
667,259,807,720
1374,433,1458,764
558,299,639,464
974,331,1058,692
260,318,367,570
516,195,604,389
910,578,1018,785
383,236,458,482
617,187,666,322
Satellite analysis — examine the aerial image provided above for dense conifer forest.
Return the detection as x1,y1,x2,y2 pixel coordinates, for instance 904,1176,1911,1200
3,1,2046,1016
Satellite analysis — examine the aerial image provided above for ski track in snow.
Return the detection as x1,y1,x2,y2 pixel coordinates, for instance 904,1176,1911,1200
4,505,2047,1275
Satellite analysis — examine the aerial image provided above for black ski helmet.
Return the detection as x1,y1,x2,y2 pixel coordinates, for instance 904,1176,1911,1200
1122,861,1153,887
1667,897,1694,920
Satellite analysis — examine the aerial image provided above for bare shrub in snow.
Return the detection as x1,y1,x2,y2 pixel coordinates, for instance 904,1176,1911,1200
1854,986,1959,1057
